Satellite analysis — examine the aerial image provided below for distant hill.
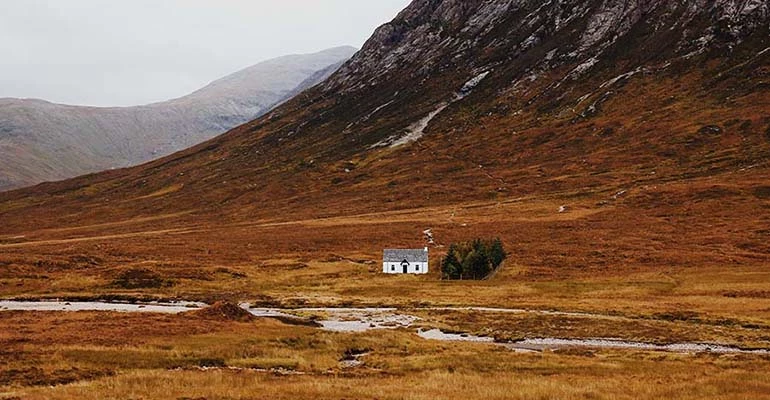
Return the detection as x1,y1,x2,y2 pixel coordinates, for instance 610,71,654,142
0,46,356,191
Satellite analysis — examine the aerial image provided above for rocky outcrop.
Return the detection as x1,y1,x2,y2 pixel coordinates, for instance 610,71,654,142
309,0,770,157
327,0,768,95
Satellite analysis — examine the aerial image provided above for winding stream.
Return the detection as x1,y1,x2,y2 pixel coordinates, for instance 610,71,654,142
2,300,768,355
416,329,770,355
0,300,204,313
246,307,419,332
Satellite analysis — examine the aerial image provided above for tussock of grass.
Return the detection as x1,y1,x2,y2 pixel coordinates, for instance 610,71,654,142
16,360,770,400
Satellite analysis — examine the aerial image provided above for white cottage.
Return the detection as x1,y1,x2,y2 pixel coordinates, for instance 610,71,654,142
383,248,429,274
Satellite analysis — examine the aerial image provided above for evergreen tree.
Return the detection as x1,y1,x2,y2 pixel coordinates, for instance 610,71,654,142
489,238,507,268
462,250,484,279
477,249,492,279
441,245,461,280
442,238,507,280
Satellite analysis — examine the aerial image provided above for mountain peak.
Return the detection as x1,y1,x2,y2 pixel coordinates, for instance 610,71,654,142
326,0,769,96
186,47,358,101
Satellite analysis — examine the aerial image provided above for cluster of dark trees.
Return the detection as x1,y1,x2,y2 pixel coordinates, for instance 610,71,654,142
441,238,506,280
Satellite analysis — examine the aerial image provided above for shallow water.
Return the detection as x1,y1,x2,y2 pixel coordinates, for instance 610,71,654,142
417,328,495,343
242,306,607,333
418,328,770,355
4,301,768,355
0,300,204,314
426,306,616,319
509,337,770,354
246,307,419,332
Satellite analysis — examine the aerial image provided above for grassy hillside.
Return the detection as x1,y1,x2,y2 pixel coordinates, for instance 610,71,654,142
0,1,769,398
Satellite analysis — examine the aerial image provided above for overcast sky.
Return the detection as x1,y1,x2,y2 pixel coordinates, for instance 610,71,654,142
0,0,410,107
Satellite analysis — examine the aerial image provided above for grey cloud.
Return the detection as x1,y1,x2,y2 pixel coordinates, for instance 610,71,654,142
0,0,410,106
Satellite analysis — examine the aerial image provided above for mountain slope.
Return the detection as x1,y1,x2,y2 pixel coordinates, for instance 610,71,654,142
0,46,356,191
0,0,769,253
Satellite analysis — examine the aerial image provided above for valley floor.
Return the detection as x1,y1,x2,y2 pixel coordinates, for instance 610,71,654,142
1,309,769,400
2,183,770,399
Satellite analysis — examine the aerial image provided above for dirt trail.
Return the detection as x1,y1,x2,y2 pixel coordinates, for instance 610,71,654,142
0,195,599,248
0,228,198,248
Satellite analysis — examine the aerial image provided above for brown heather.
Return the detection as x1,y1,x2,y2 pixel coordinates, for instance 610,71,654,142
1,0,770,398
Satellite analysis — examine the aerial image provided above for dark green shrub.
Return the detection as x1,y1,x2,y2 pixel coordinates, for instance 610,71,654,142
441,238,506,280
441,244,462,279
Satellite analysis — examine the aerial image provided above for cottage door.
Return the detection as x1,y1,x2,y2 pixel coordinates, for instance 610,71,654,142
401,260,409,274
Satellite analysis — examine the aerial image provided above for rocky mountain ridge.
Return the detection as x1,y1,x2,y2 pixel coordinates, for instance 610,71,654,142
332,0,768,78
325,0,768,113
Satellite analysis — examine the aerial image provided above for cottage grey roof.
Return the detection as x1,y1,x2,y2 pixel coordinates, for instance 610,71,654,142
383,249,428,263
